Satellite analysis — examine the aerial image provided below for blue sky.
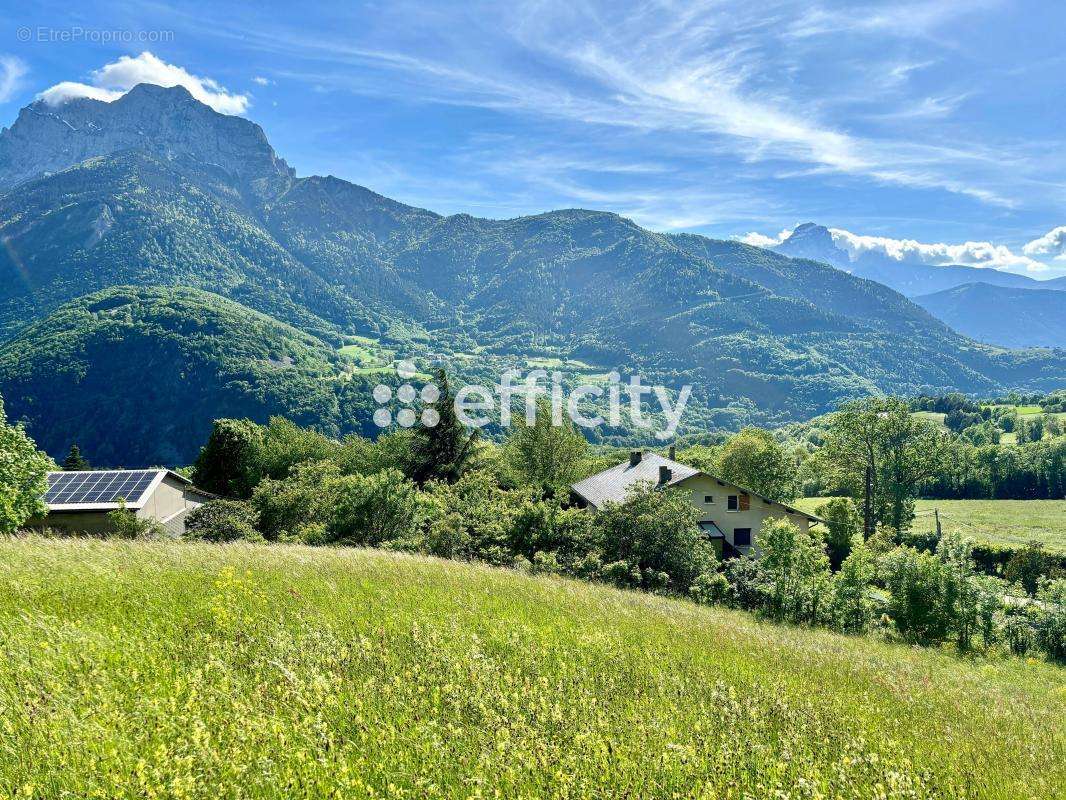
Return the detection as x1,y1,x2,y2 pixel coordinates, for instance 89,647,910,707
2,0,1065,277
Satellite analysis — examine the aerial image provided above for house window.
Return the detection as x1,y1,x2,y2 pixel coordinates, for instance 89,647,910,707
733,528,752,547
703,494,714,504
727,495,739,511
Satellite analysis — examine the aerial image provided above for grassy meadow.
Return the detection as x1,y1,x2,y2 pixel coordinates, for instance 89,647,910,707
1,538,1064,799
795,498,1066,553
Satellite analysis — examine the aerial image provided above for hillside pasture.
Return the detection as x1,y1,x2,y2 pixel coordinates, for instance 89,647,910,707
0,538,1063,799
796,497,1066,552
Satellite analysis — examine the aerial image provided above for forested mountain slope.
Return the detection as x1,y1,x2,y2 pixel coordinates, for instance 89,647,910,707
0,83,1062,464
912,283,1066,349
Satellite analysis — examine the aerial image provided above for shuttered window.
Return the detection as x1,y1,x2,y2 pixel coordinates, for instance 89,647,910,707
739,493,750,511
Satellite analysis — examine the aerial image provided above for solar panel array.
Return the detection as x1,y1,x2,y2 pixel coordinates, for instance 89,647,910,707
45,470,159,506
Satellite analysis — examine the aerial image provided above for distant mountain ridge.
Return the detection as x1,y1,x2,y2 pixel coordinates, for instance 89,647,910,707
774,222,1056,297
0,84,1062,464
912,282,1066,349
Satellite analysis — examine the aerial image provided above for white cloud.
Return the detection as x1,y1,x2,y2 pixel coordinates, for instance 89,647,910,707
252,76,272,86
0,55,28,102
739,228,793,247
827,227,1048,273
1023,226,1066,261
741,223,1051,273
38,52,249,114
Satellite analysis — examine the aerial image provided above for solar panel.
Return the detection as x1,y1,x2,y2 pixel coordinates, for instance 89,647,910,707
45,470,159,506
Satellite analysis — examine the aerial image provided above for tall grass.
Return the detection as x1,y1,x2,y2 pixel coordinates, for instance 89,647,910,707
1,537,1063,799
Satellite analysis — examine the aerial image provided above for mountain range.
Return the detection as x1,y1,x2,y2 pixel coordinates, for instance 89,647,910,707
912,282,1066,349
774,222,1065,298
0,84,1062,466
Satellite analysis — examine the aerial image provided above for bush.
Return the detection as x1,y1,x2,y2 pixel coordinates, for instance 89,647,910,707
1005,542,1055,596
252,461,341,541
830,538,876,634
722,556,764,611
184,500,262,543
597,482,714,594
753,518,832,624
106,501,165,540
1033,579,1066,661
814,497,860,569
192,419,264,499
689,570,730,605
880,547,952,644
330,469,422,547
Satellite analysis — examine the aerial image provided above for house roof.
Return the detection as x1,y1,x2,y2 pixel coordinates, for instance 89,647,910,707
44,469,197,512
571,453,824,524
570,453,699,509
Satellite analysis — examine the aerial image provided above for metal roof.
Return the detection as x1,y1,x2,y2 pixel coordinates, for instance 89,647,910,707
44,469,192,512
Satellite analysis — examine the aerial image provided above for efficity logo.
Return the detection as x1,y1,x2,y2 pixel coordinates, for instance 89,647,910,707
372,361,442,428
373,361,692,440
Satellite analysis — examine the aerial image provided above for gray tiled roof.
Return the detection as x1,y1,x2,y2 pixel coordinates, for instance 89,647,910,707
571,453,698,508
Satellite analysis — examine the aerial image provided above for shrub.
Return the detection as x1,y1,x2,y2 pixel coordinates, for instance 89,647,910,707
106,500,165,540
723,556,764,611
689,570,730,605
1005,541,1054,596
1033,579,1066,661
880,547,952,645
330,469,422,547
0,400,53,534
830,537,877,634
184,500,262,543
192,419,264,499
814,497,860,569
754,518,831,624
597,483,714,593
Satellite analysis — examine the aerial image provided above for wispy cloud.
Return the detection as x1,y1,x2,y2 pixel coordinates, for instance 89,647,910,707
230,0,1020,207
39,52,249,114
0,55,27,103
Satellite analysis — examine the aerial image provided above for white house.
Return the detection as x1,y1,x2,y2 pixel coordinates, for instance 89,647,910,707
571,451,821,557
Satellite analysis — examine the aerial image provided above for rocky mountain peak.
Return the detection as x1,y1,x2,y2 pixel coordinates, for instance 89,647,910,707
775,222,850,269
0,83,294,198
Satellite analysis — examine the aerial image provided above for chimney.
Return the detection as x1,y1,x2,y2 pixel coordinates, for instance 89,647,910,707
659,464,672,484
629,450,642,467
668,445,676,461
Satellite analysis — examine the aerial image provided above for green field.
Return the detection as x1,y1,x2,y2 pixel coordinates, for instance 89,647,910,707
796,498,1066,552
1,539,1064,799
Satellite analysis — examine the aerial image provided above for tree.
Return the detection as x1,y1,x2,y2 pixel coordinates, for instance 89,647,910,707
503,398,589,498
192,419,265,499
184,500,262,543
716,427,797,503
259,417,339,480
815,497,861,570
597,482,713,593
1004,541,1054,596
330,469,422,547
408,369,478,485
0,398,53,534
880,547,952,644
754,517,831,623
830,537,877,634
61,443,90,471
820,397,948,535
